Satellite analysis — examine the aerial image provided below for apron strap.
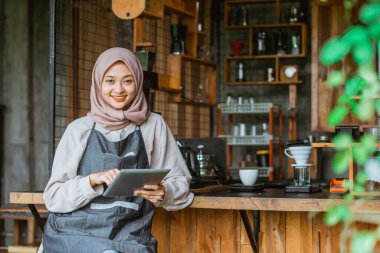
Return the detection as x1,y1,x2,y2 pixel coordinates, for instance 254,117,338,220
77,122,97,175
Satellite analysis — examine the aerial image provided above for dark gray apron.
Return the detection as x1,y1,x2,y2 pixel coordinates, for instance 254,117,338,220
43,124,157,253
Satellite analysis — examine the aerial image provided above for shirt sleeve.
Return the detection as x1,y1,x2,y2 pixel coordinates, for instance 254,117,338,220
148,116,194,211
43,119,103,213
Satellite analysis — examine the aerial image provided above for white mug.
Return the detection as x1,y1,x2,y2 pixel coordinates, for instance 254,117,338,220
239,169,259,186
284,146,312,165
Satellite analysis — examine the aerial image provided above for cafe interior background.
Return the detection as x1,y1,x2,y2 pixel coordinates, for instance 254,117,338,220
1,0,380,252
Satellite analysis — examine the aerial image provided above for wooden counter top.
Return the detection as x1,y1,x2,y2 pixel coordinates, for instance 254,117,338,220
10,188,380,213
191,188,380,213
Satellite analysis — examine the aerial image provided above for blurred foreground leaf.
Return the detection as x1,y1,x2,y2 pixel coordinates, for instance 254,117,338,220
354,99,374,121
325,205,351,226
327,71,345,87
353,145,369,165
333,133,352,150
328,106,348,126
320,38,350,65
359,4,380,23
351,232,376,253
332,150,350,174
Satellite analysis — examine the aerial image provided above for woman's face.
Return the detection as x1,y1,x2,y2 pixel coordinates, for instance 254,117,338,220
101,61,137,110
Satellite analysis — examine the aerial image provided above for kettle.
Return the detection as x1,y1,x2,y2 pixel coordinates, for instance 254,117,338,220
177,141,199,177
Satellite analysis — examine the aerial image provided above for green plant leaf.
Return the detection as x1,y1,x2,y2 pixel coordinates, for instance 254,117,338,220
376,99,380,115
355,99,374,121
344,193,354,202
353,40,374,64
337,94,351,105
360,4,380,24
332,150,350,174
356,170,368,185
353,145,369,165
320,38,350,65
354,184,365,193
361,135,377,152
345,77,365,96
325,205,351,226
358,63,378,84
327,70,345,87
343,26,369,46
328,106,348,126
351,232,377,253
333,133,353,150
368,23,380,40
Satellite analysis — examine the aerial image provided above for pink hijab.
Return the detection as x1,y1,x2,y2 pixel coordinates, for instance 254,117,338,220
88,47,149,130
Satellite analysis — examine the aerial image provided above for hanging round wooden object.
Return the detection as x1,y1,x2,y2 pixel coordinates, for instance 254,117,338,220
112,0,146,19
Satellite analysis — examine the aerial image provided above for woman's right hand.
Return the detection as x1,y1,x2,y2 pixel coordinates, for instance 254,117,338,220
89,168,120,188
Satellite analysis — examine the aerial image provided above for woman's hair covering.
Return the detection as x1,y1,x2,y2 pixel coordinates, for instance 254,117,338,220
88,47,149,130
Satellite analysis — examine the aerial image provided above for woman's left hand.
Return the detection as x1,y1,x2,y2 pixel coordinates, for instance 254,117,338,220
134,183,166,205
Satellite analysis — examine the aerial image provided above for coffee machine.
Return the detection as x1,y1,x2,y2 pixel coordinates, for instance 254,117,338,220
177,138,227,185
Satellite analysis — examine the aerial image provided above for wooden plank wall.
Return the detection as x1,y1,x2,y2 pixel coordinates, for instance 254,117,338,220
152,208,380,253
311,0,376,132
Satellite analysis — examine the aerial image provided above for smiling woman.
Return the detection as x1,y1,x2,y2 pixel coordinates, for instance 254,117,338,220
38,47,194,253
101,62,137,110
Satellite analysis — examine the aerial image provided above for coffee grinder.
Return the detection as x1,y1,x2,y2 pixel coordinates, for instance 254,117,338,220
171,24,187,55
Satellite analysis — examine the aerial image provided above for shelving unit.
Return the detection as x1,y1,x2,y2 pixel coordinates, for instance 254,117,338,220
223,0,308,140
217,103,283,181
131,0,217,105
311,142,380,196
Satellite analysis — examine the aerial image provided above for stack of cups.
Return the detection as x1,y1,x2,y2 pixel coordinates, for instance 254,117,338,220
284,146,312,186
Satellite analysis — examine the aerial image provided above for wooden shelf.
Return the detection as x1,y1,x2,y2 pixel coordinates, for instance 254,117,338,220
181,55,216,66
164,2,196,17
351,95,380,100
225,54,306,59
197,31,207,36
311,142,335,148
225,22,307,29
135,42,156,48
225,80,302,85
311,142,380,148
175,99,216,107
225,0,276,4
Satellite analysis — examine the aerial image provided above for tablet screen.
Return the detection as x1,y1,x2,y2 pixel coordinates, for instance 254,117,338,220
103,168,170,197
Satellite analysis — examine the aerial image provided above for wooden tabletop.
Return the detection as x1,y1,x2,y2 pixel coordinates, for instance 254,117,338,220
10,191,44,205
10,189,380,213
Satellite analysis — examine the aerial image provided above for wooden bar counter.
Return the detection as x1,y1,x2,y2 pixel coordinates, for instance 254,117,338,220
10,189,380,253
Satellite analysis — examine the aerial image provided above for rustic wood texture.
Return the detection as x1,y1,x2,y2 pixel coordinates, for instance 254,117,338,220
311,1,376,131
11,190,380,213
112,0,145,20
9,191,380,252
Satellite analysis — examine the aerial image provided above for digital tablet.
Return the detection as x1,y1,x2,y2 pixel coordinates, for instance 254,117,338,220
103,168,170,197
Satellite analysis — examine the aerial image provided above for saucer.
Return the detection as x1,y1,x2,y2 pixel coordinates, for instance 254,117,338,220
291,164,312,167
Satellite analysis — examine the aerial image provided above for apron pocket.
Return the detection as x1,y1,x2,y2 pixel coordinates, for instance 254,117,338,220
51,213,87,235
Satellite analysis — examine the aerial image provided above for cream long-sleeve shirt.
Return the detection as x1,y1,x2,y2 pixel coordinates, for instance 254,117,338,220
43,113,194,213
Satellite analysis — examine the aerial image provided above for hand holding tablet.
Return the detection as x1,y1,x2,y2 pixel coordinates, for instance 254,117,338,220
103,168,170,197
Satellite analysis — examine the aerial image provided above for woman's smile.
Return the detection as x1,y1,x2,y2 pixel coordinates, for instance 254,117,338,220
111,94,127,102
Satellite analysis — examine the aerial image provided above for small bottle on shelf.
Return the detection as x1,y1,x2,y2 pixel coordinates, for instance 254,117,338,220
276,32,287,55
239,155,247,168
267,68,274,82
291,34,301,55
236,61,245,82
256,32,267,55
237,6,248,26
245,154,255,167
